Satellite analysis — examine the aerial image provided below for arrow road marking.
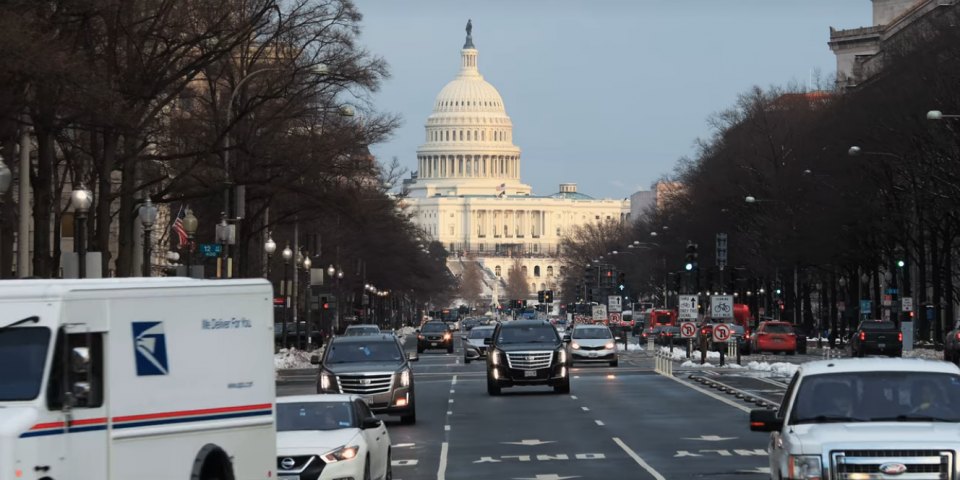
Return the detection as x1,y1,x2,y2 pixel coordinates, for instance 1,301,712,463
502,439,556,446
513,475,581,480
683,435,738,441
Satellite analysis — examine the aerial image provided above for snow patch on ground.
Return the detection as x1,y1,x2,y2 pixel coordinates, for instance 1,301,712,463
904,348,942,360
660,346,719,361
274,347,322,370
399,326,417,337
617,343,644,352
745,360,800,377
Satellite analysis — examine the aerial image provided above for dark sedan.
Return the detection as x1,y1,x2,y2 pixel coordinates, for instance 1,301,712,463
652,325,683,347
850,320,902,357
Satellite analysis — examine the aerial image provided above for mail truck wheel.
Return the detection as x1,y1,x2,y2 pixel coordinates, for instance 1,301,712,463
190,444,235,480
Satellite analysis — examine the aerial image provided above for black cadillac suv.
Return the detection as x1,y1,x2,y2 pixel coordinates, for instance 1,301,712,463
485,320,571,395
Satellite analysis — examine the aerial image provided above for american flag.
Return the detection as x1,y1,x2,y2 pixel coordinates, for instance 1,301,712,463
171,206,188,248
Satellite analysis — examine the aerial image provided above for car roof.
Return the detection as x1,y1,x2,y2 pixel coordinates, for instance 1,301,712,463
346,324,379,329
331,334,398,343
278,394,360,404
501,320,551,327
799,358,960,377
472,325,495,330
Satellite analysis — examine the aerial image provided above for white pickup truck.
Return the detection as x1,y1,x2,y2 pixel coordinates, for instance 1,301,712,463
0,278,276,480
750,358,960,480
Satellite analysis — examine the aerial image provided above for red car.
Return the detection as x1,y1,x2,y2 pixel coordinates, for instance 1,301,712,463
750,321,797,354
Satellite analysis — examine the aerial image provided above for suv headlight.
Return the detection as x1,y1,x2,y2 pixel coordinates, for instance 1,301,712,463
557,348,567,364
322,445,359,463
788,455,822,480
443,332,452,340
491,349,500,366
604,342,615,349
320,372,335,391
398,368,411,387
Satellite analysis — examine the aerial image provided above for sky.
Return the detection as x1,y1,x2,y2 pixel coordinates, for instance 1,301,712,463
352,0,869,199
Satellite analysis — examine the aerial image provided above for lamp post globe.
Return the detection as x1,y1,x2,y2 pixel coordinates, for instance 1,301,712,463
71,186,93,213
166,251,180,263
138,197,158,228
71,184,94,278
927,110,943,120
182,209,198,236
848,146,862,156
264,237,277,255
0,155,11,196
303,256,312,270
744,195,757,204
281,245,294,263
139,197,159,276
337,270,344,279
327,265,335,277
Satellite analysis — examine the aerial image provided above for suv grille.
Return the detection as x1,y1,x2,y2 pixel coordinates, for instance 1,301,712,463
506,351,553,370
335,373,394,394
832,450,953,480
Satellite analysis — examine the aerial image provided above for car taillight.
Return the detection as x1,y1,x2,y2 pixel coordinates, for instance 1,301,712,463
956,332,960,341
898,332,903,342
859,331,865,341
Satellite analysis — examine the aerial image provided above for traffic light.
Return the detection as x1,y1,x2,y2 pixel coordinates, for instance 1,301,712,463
544,290,554,303
538,290,546,303
685,241,698,271
617,272,626,292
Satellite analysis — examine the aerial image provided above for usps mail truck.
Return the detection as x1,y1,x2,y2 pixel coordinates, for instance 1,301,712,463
0,278,276,480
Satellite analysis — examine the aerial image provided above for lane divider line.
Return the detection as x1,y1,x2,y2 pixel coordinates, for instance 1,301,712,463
570,395,578,400
613,437,666,480
581,406,590,412
437,441,449,480
595,420,605,426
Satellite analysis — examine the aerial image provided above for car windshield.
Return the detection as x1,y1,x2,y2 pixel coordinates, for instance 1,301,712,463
790,372,960,424
277,401,356,431
861,322,897,331
422,323,448,333
326,341,403,364
0,327,50,401
653,314,672,324
762,324,793,334
572,327,612,339
468,328,494,339
345,326,379,336
498,325,559,344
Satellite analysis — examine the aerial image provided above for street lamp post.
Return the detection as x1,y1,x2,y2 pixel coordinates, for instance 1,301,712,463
297,253,313,352
71,185,93,279
182,208,199,278
165,251,180,276
264,235,277,279
281,245,294,348
138,197,158,277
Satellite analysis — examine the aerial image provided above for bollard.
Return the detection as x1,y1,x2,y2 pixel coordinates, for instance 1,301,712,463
686,338,692,359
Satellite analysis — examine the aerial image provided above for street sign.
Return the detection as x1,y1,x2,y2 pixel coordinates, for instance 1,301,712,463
713,323,733,343
678,295,698,319
860,300,872,315
608,295,622,313
592,304,607,322
882,295,893,307
680,321,697,339
609,312,622,324
199,243,223,257
716,233,728,270
902,297,914,312
710,295,734,319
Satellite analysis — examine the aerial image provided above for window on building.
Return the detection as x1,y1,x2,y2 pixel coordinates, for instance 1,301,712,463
521,266,527,276
547,266,554,277
495,266,501,277
534,266,541,277
531,283,536,291
556,227,561,236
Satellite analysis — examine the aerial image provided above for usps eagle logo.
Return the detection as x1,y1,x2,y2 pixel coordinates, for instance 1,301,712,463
132,322,169,376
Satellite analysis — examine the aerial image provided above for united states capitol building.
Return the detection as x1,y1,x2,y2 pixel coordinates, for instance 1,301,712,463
401,22,630,301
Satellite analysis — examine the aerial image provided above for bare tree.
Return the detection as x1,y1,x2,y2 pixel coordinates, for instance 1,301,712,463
504,258,530,301
458,254,483,307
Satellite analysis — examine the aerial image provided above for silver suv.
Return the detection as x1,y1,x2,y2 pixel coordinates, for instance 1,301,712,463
312,334,419,424
750,358,960,479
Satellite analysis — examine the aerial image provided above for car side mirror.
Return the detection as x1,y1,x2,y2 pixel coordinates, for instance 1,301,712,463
749,409,782,432
407,352,419,362
310,355,320,365
71,347,91,374
483,338,494,345
362,417,383,429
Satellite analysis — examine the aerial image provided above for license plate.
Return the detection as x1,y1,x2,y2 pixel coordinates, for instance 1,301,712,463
279,476,299,480
431,342,437,346
879,343,886,348
524,370,537,377
588,352,598,357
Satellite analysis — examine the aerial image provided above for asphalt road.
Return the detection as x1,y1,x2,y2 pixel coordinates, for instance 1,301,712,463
277,333,776,479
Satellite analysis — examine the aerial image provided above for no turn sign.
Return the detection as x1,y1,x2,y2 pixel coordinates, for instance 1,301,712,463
680,322,697,339
713,323,733,343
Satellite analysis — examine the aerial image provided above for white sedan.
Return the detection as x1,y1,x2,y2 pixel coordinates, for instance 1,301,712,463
277,394,392,480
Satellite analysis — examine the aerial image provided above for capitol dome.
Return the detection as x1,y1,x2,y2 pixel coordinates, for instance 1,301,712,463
415,21,525,195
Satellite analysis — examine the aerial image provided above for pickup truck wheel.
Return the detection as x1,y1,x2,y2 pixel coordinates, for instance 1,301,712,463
609,359,618,367
487,376,501,396
447,345,454,353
